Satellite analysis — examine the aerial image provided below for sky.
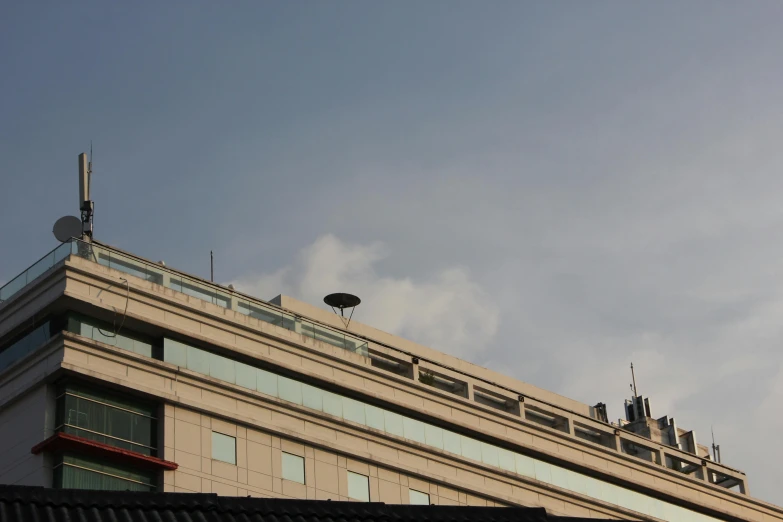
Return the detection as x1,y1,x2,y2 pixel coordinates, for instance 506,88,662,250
2,0,783,504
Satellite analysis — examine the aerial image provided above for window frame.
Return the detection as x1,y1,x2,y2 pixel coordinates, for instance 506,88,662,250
281,451,306,484
211,431,237,465
347,470,370,502
409,488,431,505
54,382,158,456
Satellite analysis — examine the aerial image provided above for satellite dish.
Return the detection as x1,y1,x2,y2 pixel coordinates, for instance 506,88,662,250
53,215,83,242
324,293,361,310
324,293,361,327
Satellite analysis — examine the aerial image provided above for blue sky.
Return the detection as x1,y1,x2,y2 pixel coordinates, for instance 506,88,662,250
3,1,783,503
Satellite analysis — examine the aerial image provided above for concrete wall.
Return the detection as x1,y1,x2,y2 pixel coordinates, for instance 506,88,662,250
163,403,507,508
0,384,53,487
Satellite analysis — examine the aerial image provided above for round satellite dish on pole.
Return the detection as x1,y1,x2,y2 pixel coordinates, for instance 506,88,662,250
53,215,83,242
324,292,361,327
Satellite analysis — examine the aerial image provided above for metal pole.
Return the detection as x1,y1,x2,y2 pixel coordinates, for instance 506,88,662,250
631,362,638,397
210,250,214,282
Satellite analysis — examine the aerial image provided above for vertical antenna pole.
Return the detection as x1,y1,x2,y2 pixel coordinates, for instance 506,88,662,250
711,426,721,463
630,362,638,397
78,152,94,240
210,250,214,282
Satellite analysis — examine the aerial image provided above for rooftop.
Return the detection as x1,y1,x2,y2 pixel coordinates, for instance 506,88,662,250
0,485,603,522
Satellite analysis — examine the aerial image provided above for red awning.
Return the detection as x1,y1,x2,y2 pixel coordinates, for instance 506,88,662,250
31,432,178,471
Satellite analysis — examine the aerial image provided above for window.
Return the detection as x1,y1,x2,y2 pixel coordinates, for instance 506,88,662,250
53,453,156,491
67,313,156,358
409,489,430,505
347,471,370,501
212,432,236,465
55,382,157,456
281,452,305,484
0,318,59,374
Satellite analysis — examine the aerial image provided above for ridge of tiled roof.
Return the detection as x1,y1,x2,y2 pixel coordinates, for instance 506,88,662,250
0,486,603,522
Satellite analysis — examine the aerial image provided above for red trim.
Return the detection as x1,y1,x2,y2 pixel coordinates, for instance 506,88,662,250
31,432,178,471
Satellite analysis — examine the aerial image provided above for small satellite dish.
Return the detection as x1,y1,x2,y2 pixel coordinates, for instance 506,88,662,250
324,293,361,327
324,293,361,310
53,215,83,242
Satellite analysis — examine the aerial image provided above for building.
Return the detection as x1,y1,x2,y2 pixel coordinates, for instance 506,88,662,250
0,236,781,521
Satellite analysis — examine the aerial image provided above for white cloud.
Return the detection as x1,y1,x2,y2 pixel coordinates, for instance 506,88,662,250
230,234,500,360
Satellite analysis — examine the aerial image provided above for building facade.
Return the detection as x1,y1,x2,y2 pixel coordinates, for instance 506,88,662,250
0,238,781,521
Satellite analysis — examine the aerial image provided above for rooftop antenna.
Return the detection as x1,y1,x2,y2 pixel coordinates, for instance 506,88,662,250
711,426,721,463
210,250,214,282
79,146,94,240
323,293,361,328
630,362,638,397
54,149,94,243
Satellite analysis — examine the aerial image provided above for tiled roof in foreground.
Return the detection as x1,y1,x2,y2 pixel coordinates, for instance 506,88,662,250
0,486,604,522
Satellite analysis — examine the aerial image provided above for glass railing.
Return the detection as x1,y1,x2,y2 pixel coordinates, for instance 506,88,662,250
1,240,368,357
0,241,75,304
69,240,369,357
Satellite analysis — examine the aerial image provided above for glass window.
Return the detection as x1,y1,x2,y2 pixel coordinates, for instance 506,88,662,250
424,424,444,450
599,480,619,506
365,405,385,431
584,476,603,502
515,453,535,478
163,339,187,367
256,368,279,397
533,459,552,484
235,362,257,390
347,471,370,502
409,489,430,505
497,447,516,473
281,452,305,484
278,377,303,405
343,398,366,425
403,417,426,444
442,430,462,455
481,443,499,467
550,465,569,490
323,391,343,418
212,432,236,465
56,383,157,456
460,435,482,461
0,321,52,373
69,314,156,359
54,453,156,492
566,470,588,496
187,345,211,375
115,334,134,352
209,352,236,384
302,384,325,411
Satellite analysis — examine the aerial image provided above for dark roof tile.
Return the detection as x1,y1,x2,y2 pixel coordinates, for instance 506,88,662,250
0,486,605,522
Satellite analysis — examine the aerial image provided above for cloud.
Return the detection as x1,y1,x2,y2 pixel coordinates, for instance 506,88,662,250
230,234,500,360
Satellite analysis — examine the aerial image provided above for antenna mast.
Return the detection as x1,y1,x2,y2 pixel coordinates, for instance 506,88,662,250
711,426,721,463
630,362,638,397
78,150,94,240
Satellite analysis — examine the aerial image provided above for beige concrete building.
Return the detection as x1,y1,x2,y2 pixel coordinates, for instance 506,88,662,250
0,238,781,521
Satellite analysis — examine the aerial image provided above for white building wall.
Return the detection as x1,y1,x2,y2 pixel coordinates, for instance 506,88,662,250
0,384,53,487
